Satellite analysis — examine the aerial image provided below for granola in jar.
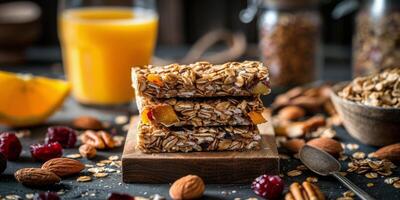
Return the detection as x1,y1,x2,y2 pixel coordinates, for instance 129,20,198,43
258,0,321,87
353,0,400,76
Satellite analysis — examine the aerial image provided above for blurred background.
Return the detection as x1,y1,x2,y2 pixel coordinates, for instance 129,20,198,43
0,0,354,70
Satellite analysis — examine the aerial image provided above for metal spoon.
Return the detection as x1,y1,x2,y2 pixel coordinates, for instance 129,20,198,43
299,145,376,200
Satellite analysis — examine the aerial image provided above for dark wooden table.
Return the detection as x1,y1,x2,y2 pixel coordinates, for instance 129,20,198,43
0,47,399,199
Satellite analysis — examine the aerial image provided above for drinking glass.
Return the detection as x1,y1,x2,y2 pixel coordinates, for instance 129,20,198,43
59,0,158,106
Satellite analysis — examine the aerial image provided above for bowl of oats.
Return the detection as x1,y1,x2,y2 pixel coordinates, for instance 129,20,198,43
330,67,400,146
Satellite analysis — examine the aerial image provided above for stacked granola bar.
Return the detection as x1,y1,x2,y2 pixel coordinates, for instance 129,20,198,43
131,61,271,153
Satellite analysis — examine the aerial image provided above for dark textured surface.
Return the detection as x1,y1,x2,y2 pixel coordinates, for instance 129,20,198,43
1,51,399,199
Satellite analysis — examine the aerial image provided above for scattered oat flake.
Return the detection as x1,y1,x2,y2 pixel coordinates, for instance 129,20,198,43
108,155,119,161
94,172,108,178
385,177,399,184
104,168,117,173
5,194,22,200
287,170,302,177
339,172,347,176
77,176,92,182
122,124,130,132
25,193,34,199
88,167,104,173
296,165,308,171
85,164,94,168
367,152,375,158
346,143,359,151
394,181,400,189
100,159,112,164
352,152,365,159
115,115,129,124
367,183,374,187
96,163,106,167
337,197,354,200
15,130,31,138
343,191,355,197
306,176,318,183
365,172,378,179
66,153,82,159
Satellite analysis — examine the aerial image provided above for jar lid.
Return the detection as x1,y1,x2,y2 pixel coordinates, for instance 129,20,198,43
261,0,319,9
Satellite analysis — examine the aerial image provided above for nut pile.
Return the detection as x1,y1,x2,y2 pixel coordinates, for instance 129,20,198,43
353,11,400,76
285,181,325,200
338,67,400,108
259,11,321,87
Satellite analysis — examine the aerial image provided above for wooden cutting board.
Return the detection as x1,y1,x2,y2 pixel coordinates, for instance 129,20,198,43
122,113,279,184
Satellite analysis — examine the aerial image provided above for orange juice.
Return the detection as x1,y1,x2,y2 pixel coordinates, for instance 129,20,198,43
59,7,158,105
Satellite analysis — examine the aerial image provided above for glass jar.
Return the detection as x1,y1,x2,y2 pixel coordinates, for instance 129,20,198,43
353,0,400,77
258,0,321,87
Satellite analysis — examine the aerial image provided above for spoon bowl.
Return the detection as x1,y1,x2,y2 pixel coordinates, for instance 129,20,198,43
299,145,340,176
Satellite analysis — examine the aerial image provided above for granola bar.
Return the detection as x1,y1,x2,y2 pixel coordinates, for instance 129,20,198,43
136,123,261,153
131,61,271,98
137,96,267,127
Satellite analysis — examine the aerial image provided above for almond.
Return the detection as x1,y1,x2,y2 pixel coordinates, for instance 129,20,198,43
15,168,60,187
278,106,306,121
42,158,85,177
307,138,343,157
372,143,400,162
169,175,205,200
79,144,97,159
282,139,306,153
73,116,103,130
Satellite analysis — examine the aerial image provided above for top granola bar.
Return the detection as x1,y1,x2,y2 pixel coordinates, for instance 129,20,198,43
132,61,271,98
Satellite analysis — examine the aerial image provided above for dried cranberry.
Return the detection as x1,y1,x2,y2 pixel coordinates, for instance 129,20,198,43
0,132,22,160
30,142,63,162
34,192,60,200
147,109,154,121
108,193,134,200
45,126,77,148
0,152,6,174
251,175,284,199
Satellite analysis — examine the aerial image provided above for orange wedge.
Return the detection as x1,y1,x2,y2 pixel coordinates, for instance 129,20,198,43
0,71,70,127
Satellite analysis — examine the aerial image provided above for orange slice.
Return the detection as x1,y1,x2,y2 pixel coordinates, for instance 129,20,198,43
0,71,70,127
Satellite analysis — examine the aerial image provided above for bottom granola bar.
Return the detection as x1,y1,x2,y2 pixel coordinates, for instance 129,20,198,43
136,123,261,153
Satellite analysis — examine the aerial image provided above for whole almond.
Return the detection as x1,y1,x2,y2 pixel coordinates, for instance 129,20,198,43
42,158,85,177
278,106,306,121
307,138,343,157
282,139,306,153
15,168,60,187
169,175,205,200
79,144,97,159
372,143,400,162
73,116,103,130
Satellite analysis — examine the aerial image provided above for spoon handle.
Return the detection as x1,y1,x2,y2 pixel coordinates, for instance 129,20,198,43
331,172,376,200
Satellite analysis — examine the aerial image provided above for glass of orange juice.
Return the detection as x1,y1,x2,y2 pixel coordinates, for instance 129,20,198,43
58,0,158,106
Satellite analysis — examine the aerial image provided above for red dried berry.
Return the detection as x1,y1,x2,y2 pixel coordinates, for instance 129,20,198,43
108,193,134,200
147,109,154,121
0,132,22,160
0,152,7,174
30,142,63,162
251,175,284,200
34,192,60,200
45,126,77,148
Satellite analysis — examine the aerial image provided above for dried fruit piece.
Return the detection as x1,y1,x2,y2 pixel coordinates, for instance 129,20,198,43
252,174,284,199
73,116,103,130
278,106,306,121
147,74,164,86
169,175,205,200
45,126,77,148
33,192,60,200
0,132,22,160
30,142,63,162
151,105,179,126
248,111,267,124
79,144,97,159
372,143,400,162
307,138,343,157
108,193,134,200
15,168,61,187
141,108,153,124
0,152,6,174
251,81,271,94
41,158,84,177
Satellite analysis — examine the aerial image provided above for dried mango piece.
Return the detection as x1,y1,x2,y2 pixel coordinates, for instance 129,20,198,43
151,104,179,126
147,74,163,87
251,81,270,95
248,111,267,124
